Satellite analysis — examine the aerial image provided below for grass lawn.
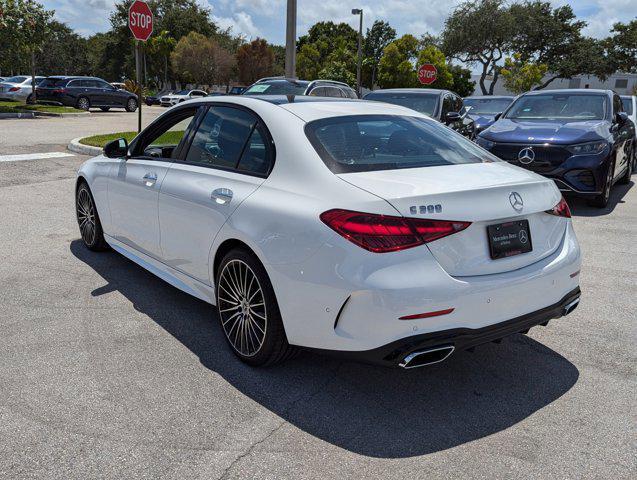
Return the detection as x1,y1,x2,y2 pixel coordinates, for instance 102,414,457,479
0,99,79,114
79,130,184,148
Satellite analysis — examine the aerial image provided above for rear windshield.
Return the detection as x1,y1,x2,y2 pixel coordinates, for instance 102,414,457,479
305,114,499,173
364,92,439,116
244,81,309,96
505,94,608,120
39,78,69,87
3,76,28,83
621,97,633,115
464,97,513,115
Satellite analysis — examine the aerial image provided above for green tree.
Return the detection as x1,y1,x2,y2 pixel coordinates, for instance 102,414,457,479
449,65,475,97
604,20,637,73
297,43,322,79
36,21,90,76
170,32,234,87
500,53,548,94
236,38,275,85
442,0,514,95
363,20,396,89
417,45,454,90
318,61,356,86
377,34,419,88
149,30,176,88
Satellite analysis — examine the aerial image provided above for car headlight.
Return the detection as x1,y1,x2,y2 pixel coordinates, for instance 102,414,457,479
566,141,608,155
475,136,495,149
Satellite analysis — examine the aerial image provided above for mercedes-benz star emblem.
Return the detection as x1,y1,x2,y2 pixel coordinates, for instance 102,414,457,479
509,192,524,212
518,147,535,164
518,229,528,244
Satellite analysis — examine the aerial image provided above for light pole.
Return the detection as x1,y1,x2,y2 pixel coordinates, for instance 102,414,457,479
285,0,297,78
352,8,363,97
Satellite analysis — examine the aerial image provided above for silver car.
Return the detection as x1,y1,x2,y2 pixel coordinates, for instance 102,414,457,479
0,76,46,102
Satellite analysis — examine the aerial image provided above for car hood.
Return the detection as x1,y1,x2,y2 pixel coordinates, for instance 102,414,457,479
469,114,497,129
481,118,610,144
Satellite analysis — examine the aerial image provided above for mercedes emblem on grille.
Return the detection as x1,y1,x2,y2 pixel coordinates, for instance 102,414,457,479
518,147,535,164
509,192,524,212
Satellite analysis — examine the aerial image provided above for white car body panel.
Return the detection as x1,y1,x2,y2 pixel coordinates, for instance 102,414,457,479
160,90,207,107
77,96,582,358
0,77,45,101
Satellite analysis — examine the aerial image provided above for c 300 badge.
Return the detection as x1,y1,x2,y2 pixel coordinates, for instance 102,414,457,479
410,204,442,215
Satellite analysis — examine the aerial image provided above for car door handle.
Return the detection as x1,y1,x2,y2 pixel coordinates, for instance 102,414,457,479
211,188,233,204
143,172,157,186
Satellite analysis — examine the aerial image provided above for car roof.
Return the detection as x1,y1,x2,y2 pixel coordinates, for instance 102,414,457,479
366,88,446,95
181,95,430,123
466,95,514,100
520,88,611,96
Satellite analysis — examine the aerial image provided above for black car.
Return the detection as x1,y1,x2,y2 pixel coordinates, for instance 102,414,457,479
476,89,635,208
146,90,172,106
364,88,476,139
243,77,358,99
463,95,514,134
36,76,138,112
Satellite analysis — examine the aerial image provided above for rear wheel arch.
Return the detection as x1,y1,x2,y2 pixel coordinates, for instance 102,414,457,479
213,239,257,288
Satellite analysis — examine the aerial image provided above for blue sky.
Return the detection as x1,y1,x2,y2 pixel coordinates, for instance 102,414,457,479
44,0,636,42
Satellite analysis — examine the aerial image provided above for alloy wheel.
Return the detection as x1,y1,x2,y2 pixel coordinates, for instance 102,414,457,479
217,259,267,357
128,98,137,111
76,188,96,246
78,97,90,110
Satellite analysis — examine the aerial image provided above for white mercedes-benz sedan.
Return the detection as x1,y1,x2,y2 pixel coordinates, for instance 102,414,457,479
75,96,582,368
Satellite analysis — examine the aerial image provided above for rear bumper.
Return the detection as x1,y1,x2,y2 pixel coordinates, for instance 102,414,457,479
308,287,581,367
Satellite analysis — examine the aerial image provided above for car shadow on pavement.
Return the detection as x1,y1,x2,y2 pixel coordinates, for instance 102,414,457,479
568,180,633,217
71,240,579,459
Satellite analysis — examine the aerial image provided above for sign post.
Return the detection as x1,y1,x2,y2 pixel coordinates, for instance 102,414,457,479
418,64,438,85
128,0,154,132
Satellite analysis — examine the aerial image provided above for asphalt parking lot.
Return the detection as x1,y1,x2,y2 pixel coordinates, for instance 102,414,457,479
0,114,635,479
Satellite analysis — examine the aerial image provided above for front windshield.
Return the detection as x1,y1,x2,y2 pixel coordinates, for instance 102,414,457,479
365,92,439,116
505,94,608,120
621,97,633,115
464,97,513,115
243,81,309,95
305,114,499,173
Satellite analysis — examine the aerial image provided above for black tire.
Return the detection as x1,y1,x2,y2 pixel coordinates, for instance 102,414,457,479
125,97,138,112
76,96,90,111
588,159,614,208
100,107,110,112
76,181,109,251
618,145,633,185
215,248,296,366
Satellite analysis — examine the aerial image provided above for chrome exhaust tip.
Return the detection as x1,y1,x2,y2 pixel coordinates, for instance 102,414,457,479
399,345,455,369
563,297,580,316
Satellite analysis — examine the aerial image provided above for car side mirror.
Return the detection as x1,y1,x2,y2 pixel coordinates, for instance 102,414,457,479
615,112,628,125
445,111,462,124
104,138,128,159
494,112,503,121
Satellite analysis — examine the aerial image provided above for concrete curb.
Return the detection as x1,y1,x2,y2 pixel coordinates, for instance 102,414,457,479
24,110,91,118
0,112,36,119
68,137,102,156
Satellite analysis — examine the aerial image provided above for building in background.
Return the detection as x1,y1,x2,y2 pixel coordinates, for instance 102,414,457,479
470,73,637,96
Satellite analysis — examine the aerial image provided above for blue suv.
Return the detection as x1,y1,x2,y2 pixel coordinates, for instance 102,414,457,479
476,89,635,208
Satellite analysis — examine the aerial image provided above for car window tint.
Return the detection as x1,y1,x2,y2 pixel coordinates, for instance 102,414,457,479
185,106,257,168
365,92,439,116
441,95,454,115
95,80,112,89
39,78,69,87
323,87,343,98
138,109,198,159
613,95,623,115
306,114,500,173
621,97,633,115
309,87,326,96
506,94,607,120
237,124,272,175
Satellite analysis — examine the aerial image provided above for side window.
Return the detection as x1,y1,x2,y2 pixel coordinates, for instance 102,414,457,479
136,108,198,159
613,95,623,115
454,96,463,113
309,87,326,97
237,124,273,176
441,95,454,116
185,106,256,169
96,80,113,90
323,86,343,98
191,90,206,97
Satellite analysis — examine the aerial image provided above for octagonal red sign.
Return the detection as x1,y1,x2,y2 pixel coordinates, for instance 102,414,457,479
129,0,153,42
418,64,438,85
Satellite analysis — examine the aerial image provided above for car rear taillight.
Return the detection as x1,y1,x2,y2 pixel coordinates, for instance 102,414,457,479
52,88,66,94
8,87,20,92
320,209,471,253
546,197,571,218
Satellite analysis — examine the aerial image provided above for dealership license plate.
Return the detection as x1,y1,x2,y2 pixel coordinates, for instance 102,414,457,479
487,220,533,259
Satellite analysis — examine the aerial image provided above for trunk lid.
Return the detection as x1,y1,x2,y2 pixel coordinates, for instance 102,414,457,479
338,162,566,276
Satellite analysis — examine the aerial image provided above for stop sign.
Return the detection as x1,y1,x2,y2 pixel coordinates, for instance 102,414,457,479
129,0,153,42
418,64,438,85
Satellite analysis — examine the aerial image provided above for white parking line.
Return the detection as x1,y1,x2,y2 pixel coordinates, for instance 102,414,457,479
0,152,75,163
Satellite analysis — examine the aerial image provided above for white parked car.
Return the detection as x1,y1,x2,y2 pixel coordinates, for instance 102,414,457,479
160,89,207,107
0,75,45,102
75,96,582,368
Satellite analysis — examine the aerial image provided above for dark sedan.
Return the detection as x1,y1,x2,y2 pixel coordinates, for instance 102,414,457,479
476,89,635,208
36,76,138,112
364,89,476,139
463,95,514,134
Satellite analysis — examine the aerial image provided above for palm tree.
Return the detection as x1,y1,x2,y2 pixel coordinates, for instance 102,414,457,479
149,30,176,90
